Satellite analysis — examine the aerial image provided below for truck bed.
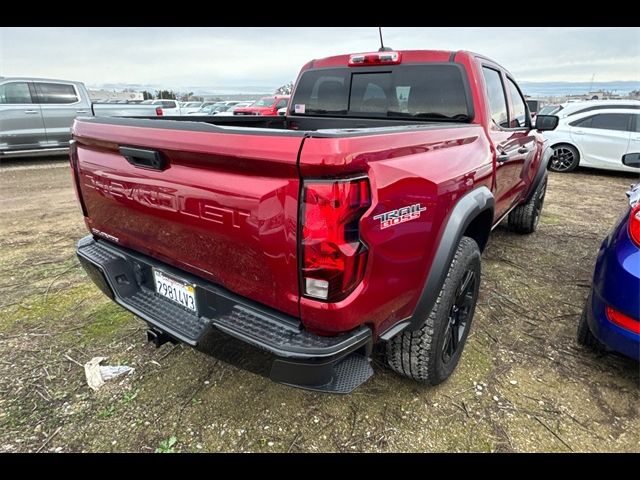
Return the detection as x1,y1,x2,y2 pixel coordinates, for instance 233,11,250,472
72,114,485,330
78,113,470,136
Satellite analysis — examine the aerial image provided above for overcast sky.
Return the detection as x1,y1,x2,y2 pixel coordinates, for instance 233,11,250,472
1,27,638,88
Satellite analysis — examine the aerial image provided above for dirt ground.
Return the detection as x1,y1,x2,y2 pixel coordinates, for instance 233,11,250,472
0,156,638,453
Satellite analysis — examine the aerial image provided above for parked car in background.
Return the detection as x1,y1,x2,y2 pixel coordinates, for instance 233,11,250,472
544,108,640,173
215,101,255,116
0,77,161,158
578,153,640,361
180,102,203,114
536,104,561,116
186,105,217,116
188,101,246,116
234,95,289,116
526,99,545,119
550,99,640,120
141,99,181,115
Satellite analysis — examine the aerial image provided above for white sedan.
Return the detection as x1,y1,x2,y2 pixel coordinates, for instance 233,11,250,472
544,108,640,173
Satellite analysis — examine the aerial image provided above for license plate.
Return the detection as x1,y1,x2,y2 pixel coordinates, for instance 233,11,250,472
153,269,197,314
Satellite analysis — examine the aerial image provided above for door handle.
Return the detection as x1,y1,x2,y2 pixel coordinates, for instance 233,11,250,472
24,110,39,114
632,137,640,142
76,110,89,114
517,147,530,154
573,130,585,135
497,153,510,163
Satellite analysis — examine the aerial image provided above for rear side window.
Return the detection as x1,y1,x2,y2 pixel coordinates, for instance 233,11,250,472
570,113,632,132
0,82,33,104
291,64,472,121
35,82,79,104
506,77,527,128
482,67,509,128
276,99,288,109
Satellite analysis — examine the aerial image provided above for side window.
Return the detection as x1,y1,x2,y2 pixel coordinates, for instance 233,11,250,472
162,101,176,109
35,82,78,104
506,78,527,128
577,113,632,132
635,114,640,133
482,67,509,128
276,99,288,109
0,82,33,104
569,116,593,128
591,113,632,132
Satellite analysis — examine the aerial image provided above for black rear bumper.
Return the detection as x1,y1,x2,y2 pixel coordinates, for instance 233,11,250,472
76,236,373,393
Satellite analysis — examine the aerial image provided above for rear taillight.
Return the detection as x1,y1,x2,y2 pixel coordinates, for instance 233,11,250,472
156,107,163,116
629,204,640,247
69,140,88,217
300,177,371,301
606,306,640,334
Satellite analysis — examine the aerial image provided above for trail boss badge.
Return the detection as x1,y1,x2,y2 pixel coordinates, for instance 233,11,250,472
373,204,427,229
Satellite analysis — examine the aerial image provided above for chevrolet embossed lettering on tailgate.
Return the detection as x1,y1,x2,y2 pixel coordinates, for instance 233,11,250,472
73,122,303,317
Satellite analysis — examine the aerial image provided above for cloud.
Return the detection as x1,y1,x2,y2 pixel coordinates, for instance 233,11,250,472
0,27,638,87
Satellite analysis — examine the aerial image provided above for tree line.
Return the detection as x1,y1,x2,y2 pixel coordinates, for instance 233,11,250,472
140,82,294,102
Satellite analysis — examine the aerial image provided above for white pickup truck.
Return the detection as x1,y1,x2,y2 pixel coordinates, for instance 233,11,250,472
0,76,162,158
140,99,182,116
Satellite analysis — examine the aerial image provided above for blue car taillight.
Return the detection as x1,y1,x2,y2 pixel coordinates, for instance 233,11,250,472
629,204,640,247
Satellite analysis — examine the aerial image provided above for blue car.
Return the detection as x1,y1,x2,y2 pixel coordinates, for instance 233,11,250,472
578,153,640,361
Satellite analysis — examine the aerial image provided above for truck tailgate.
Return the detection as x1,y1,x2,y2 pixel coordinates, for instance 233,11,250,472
72,119,303,317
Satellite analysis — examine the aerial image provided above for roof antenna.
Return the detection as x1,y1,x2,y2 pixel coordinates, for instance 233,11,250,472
378,27,392,52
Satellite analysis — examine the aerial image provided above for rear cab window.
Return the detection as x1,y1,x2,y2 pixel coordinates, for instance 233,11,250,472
290,64,472,121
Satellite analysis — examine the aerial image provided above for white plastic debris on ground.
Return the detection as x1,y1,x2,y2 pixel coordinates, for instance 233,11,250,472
84,356,134,391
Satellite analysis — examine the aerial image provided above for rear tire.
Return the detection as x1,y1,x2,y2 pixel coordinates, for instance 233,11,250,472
508,176,547,234
577,295,605,352
386,236,481,385
548,144,580,172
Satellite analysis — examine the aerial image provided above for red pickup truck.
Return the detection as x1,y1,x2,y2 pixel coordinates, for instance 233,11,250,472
71,49,558,393
233,95,290,116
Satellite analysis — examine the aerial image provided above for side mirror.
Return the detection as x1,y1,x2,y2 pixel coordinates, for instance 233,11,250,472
534,115,559,131
622,153,640,169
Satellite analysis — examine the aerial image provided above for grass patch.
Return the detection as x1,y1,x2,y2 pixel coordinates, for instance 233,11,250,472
76,302,132,346
0,282,100,334
156,436,177,453
539,213,561,225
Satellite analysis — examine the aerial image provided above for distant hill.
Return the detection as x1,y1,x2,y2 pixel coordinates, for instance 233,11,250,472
520,81,640,98
88,83,276,96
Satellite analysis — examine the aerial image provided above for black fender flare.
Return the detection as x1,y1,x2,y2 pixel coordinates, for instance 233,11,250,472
523,145,552,203
380,186,495,339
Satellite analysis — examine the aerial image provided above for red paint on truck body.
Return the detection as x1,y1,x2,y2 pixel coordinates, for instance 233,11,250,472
72,49,546,339
73,121,302,317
